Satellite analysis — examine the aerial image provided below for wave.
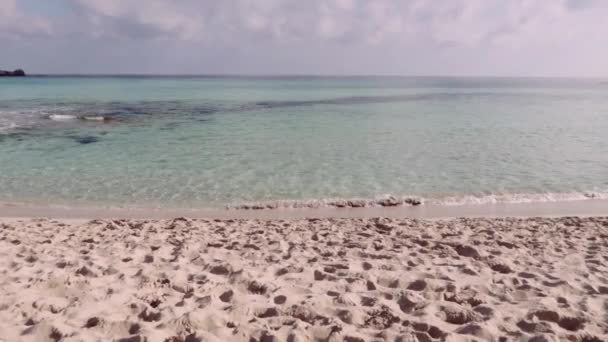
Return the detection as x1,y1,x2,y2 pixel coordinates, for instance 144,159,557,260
227,196,422,210
1,101,221,136
48,114,110,122
0,109,41,132
227,191,608,210
425,191,608,206
48,114,78,121
0,122,19,131
81,116,107,121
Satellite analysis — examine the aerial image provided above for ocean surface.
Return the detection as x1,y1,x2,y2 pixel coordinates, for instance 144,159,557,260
1,75,607,209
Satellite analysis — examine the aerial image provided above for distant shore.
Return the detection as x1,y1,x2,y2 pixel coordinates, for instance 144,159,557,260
0,69,26,77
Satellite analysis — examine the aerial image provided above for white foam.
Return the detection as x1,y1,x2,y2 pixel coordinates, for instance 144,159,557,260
81,116,106,121
228,195,422,210
0,123,18,132
228,191,608,210
48,114,77,121
427,191,608,206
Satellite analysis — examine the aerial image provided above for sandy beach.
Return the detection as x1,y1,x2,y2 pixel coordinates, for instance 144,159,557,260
5,1,608,341
1,216,607,341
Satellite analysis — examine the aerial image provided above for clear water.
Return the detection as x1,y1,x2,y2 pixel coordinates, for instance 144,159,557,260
1,76,607,208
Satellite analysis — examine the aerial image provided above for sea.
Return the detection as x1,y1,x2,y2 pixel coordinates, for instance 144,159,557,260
1,75,607,209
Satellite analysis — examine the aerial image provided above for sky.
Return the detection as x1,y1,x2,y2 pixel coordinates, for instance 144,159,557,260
1,0,607,76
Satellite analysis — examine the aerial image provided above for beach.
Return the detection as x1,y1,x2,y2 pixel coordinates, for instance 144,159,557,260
4,1,608,341
1,215,607,341
2,76,608,341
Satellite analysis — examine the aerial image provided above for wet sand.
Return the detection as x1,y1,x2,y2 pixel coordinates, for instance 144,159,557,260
1,198,608,220
1,216,607,341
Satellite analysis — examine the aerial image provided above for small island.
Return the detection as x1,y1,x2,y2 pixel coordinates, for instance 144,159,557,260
0,69,26,77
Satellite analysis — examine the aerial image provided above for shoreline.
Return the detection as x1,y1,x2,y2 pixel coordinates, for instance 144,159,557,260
1,198,607,220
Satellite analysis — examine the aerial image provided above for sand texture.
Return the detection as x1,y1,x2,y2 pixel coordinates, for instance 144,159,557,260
1,216,607,341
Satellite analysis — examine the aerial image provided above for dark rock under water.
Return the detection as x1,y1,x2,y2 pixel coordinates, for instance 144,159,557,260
70,135,99,144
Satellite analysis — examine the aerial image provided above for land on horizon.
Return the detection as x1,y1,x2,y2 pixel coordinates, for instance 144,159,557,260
0,69,26,77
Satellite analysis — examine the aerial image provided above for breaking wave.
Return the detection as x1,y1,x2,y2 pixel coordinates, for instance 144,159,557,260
48,114,78,121
0,101,224,135
227,191,608,210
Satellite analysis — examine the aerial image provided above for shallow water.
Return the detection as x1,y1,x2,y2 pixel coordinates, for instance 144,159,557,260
1,76,607,208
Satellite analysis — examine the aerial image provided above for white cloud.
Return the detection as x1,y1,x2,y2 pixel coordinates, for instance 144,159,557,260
0,0,52,39
72,0,204,39
56,0,606,49
3,0,608,75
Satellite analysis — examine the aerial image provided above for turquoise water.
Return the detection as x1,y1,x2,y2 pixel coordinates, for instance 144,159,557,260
1,76,607,208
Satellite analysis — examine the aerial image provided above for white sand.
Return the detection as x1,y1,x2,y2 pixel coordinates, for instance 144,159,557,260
0,216,607,341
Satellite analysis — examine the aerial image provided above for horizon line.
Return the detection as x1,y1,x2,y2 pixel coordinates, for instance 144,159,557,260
16,73,608,80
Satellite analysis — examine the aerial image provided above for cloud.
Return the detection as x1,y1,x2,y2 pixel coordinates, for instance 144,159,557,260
70,0,204,40
2,0,608,76
562,0,603,11
54,0,606,47
0,0,52,39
